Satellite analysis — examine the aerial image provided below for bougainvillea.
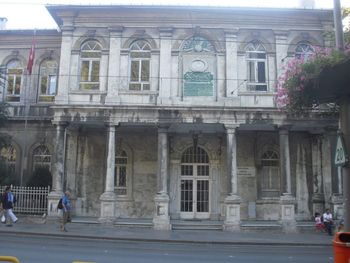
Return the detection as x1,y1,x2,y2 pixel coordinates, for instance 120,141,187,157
276,46,350,113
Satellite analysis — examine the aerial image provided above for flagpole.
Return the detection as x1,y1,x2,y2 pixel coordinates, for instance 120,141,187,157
20,29,36,185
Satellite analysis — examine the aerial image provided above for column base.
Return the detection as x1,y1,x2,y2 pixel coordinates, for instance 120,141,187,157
280,194,297,233
47,191,63,217
99,191,116,223
153,193,171,230
312,193,325,216
331,194,344,220
223,194,241,232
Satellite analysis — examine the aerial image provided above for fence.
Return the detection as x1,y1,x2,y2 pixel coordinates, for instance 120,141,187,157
0,186,50,215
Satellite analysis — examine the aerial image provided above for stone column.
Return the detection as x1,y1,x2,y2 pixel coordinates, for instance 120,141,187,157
279,127,296,233
99,125,117,222
223,125,241,231
56,25,74,104
153,126,171,230
158,27,173,102
274,31,289,78
106,27,123,104
225,30,238,97
47,122,66,217
311,135,325,215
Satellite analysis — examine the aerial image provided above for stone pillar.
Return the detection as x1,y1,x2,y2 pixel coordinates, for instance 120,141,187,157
153,126,171,230
311,135,325,215
106,27,123,103
225,30,238,97
99,125,117,222
274,31,289,78
223,125,241,231
47,122,66,217
158,27,173,102
56,25,74,104
279,127,296,233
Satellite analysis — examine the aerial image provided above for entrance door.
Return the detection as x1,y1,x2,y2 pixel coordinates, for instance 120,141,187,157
180,146,210,219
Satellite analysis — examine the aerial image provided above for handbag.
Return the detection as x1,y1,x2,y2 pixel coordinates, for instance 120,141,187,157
1,214,6,223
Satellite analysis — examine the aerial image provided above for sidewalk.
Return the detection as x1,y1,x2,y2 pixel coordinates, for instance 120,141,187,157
0,217,334,246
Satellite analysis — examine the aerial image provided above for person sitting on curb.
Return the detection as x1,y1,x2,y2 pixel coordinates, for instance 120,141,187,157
323,209,333,236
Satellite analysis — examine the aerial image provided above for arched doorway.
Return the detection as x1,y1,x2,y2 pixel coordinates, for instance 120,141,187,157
180,146,210,219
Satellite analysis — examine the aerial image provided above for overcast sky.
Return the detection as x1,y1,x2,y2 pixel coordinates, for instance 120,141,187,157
1,0,350,29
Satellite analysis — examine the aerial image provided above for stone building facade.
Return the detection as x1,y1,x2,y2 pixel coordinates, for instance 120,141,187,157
0,5,342,231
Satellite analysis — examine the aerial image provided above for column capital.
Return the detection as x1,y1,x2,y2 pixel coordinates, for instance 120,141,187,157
224,29,239,38
278,125,292,133
158,27,173,37
157,123,170,133
109,26,124,36
224,124,239,133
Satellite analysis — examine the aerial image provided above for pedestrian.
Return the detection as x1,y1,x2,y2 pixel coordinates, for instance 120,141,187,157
0,189,5,224
2,186,18,226
60,190,72,232
314,212,324,232
323,208,333,236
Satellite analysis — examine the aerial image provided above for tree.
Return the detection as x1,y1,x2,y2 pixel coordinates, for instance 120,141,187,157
0,65,13,184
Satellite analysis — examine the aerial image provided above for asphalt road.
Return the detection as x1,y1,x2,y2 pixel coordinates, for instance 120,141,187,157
0,234,333,263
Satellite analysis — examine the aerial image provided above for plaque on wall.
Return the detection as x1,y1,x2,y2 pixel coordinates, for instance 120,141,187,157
237,167,255,177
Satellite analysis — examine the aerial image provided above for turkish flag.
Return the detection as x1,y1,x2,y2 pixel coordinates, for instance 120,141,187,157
27,36,35,75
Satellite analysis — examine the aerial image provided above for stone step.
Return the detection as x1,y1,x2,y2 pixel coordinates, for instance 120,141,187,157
172,224,223,231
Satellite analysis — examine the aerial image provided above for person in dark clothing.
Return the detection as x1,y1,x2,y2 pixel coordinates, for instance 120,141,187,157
2,186,18,226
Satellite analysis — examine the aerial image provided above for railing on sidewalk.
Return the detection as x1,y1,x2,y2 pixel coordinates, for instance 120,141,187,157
0,186,50,215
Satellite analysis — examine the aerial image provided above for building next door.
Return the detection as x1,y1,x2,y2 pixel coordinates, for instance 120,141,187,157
180,146,210,219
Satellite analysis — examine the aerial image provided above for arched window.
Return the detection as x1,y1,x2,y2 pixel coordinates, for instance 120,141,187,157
245,41,267,92
180,146,210,217
6,59,23,102
0,145,17,176
115,150,128,195
260,150,280,197
129,40,151,91
79,40,101,90
33,145,51,171
38,59,58,102
295,42,314,60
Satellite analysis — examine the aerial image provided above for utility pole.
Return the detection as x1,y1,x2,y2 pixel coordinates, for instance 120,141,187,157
333,0,350,230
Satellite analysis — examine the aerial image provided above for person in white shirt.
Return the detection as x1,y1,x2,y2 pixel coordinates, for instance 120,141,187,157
323,209,333,236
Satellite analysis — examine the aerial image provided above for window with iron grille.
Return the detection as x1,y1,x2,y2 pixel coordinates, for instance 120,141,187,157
0,145,16,176
260,150,280,197
115,150,128,195
33,145,51,172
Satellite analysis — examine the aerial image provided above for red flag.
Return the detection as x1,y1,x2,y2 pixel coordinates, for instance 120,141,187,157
27,35,36,75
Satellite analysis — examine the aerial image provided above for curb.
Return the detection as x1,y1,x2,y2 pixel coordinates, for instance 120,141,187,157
0,229,332,247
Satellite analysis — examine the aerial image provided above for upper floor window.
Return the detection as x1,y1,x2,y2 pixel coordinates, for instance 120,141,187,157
260,150,280,197
245,41,267,92
115,150,128,195
38,59,58,102
79,40,101,90
6,59,23,102
295,42,314,60
129,40,151,91
33,145,51,172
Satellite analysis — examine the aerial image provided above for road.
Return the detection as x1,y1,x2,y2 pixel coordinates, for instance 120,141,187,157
0,234,333,263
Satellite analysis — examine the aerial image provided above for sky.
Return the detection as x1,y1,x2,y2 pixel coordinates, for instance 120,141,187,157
0,0,350,30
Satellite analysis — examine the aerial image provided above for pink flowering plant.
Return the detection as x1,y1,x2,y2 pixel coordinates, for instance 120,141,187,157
276,46,350,113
